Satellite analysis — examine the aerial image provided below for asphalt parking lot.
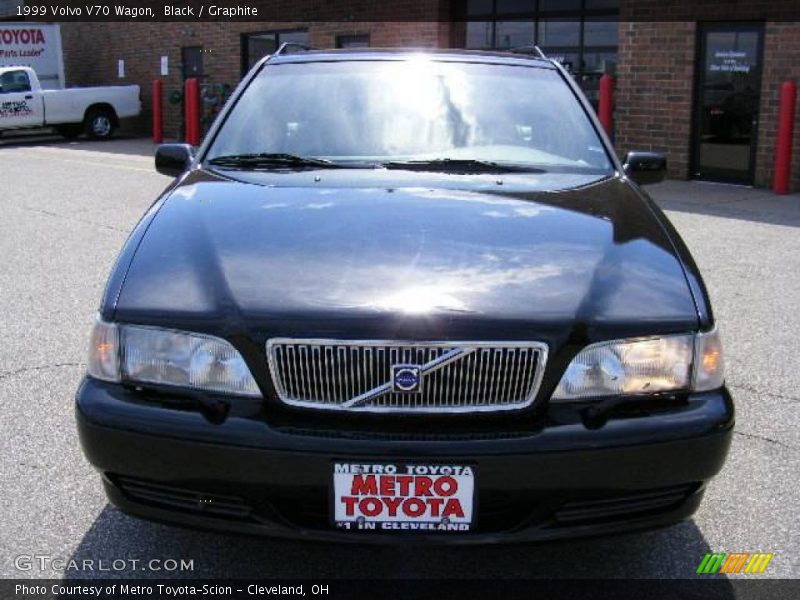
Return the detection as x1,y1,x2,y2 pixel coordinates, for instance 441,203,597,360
0,135,798,580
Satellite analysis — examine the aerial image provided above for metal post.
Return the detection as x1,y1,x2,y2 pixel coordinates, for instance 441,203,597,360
151,80,163,144
598,74,614,136
773,80,797,195
184,78,201,146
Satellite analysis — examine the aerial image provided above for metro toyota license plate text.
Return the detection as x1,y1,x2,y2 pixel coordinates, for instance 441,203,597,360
333,463,475,532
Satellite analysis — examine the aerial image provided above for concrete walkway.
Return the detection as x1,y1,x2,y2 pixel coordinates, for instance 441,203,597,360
649,179,800,227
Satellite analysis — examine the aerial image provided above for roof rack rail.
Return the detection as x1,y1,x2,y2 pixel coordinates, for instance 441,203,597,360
509,45,548,59
274,42,315,56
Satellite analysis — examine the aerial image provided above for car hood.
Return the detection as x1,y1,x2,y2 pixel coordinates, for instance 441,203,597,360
114,169,700,343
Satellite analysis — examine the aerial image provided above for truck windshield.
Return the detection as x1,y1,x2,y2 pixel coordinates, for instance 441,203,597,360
207,58,612,173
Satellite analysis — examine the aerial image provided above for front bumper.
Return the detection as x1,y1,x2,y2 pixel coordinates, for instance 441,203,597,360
76,378,734,543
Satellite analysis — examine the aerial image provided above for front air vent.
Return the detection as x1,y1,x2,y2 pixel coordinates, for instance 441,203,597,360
115,476,252,520
554,484,696,525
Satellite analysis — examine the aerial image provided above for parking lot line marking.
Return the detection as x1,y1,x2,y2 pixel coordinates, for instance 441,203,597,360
6,145,153,164
0,152,153,173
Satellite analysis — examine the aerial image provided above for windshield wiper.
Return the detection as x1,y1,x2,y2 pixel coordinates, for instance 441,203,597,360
208,153,348,170
382,158,545,174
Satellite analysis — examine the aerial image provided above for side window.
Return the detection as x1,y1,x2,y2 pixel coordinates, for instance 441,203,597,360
0,70,31,94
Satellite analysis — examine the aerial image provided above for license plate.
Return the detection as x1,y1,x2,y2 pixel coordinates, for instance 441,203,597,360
332,462,475,532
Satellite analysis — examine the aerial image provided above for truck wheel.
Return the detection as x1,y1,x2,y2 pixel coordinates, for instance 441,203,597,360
85,109,116,140
56,124,83,139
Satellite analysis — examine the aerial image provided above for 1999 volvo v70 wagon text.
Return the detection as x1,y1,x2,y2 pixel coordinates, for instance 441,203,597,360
76,47,733,542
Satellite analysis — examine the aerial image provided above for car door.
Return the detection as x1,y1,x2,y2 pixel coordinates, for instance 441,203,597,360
0,70,43,129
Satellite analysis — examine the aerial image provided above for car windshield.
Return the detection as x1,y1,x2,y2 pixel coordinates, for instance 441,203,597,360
206,58,612,173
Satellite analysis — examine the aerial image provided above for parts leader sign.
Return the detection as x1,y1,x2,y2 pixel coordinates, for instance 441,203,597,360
0,24,64,89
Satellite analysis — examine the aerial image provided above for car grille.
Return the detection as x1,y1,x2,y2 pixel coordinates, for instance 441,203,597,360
266,339,548,413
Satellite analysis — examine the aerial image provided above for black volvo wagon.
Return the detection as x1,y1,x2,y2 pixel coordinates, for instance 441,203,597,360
76,47,732,542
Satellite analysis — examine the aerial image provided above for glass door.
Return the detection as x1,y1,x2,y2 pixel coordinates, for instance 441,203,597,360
692,23,763,184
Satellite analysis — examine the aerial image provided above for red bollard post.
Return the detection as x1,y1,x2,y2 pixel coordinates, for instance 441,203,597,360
183,79,191,144
151,80,163,144
773,80,797,195
598,73,614,136
190,78,201,145
184,78,201,146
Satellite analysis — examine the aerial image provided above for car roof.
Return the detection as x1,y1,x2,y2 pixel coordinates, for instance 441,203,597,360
267,48,557,69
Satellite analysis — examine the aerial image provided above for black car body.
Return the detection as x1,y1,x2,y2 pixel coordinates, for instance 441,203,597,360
76,49,733,543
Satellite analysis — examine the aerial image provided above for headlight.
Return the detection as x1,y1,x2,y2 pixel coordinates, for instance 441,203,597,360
87,318,260,397
552,329,724,401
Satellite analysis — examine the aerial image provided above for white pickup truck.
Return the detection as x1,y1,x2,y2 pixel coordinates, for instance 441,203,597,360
0,66,140,139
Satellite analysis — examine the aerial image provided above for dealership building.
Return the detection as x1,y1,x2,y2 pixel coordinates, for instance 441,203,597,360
4,1,800,190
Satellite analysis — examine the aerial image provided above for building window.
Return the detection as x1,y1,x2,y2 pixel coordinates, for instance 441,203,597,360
495,21,535,49
456,0,619,107
241,29,309,75
466,21,494,48
336,34,370,48
181,46,204,80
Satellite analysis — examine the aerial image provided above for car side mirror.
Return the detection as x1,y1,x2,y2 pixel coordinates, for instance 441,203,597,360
623,151,667,186
155,144,194,177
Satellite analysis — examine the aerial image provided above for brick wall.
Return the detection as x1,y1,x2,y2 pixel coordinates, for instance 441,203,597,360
615,19,800,192
616,0,800,190
754,22,800,191
60,17,448,139
614,22,696,180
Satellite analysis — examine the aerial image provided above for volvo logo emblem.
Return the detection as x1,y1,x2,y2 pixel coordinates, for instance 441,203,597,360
391,365,422,393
